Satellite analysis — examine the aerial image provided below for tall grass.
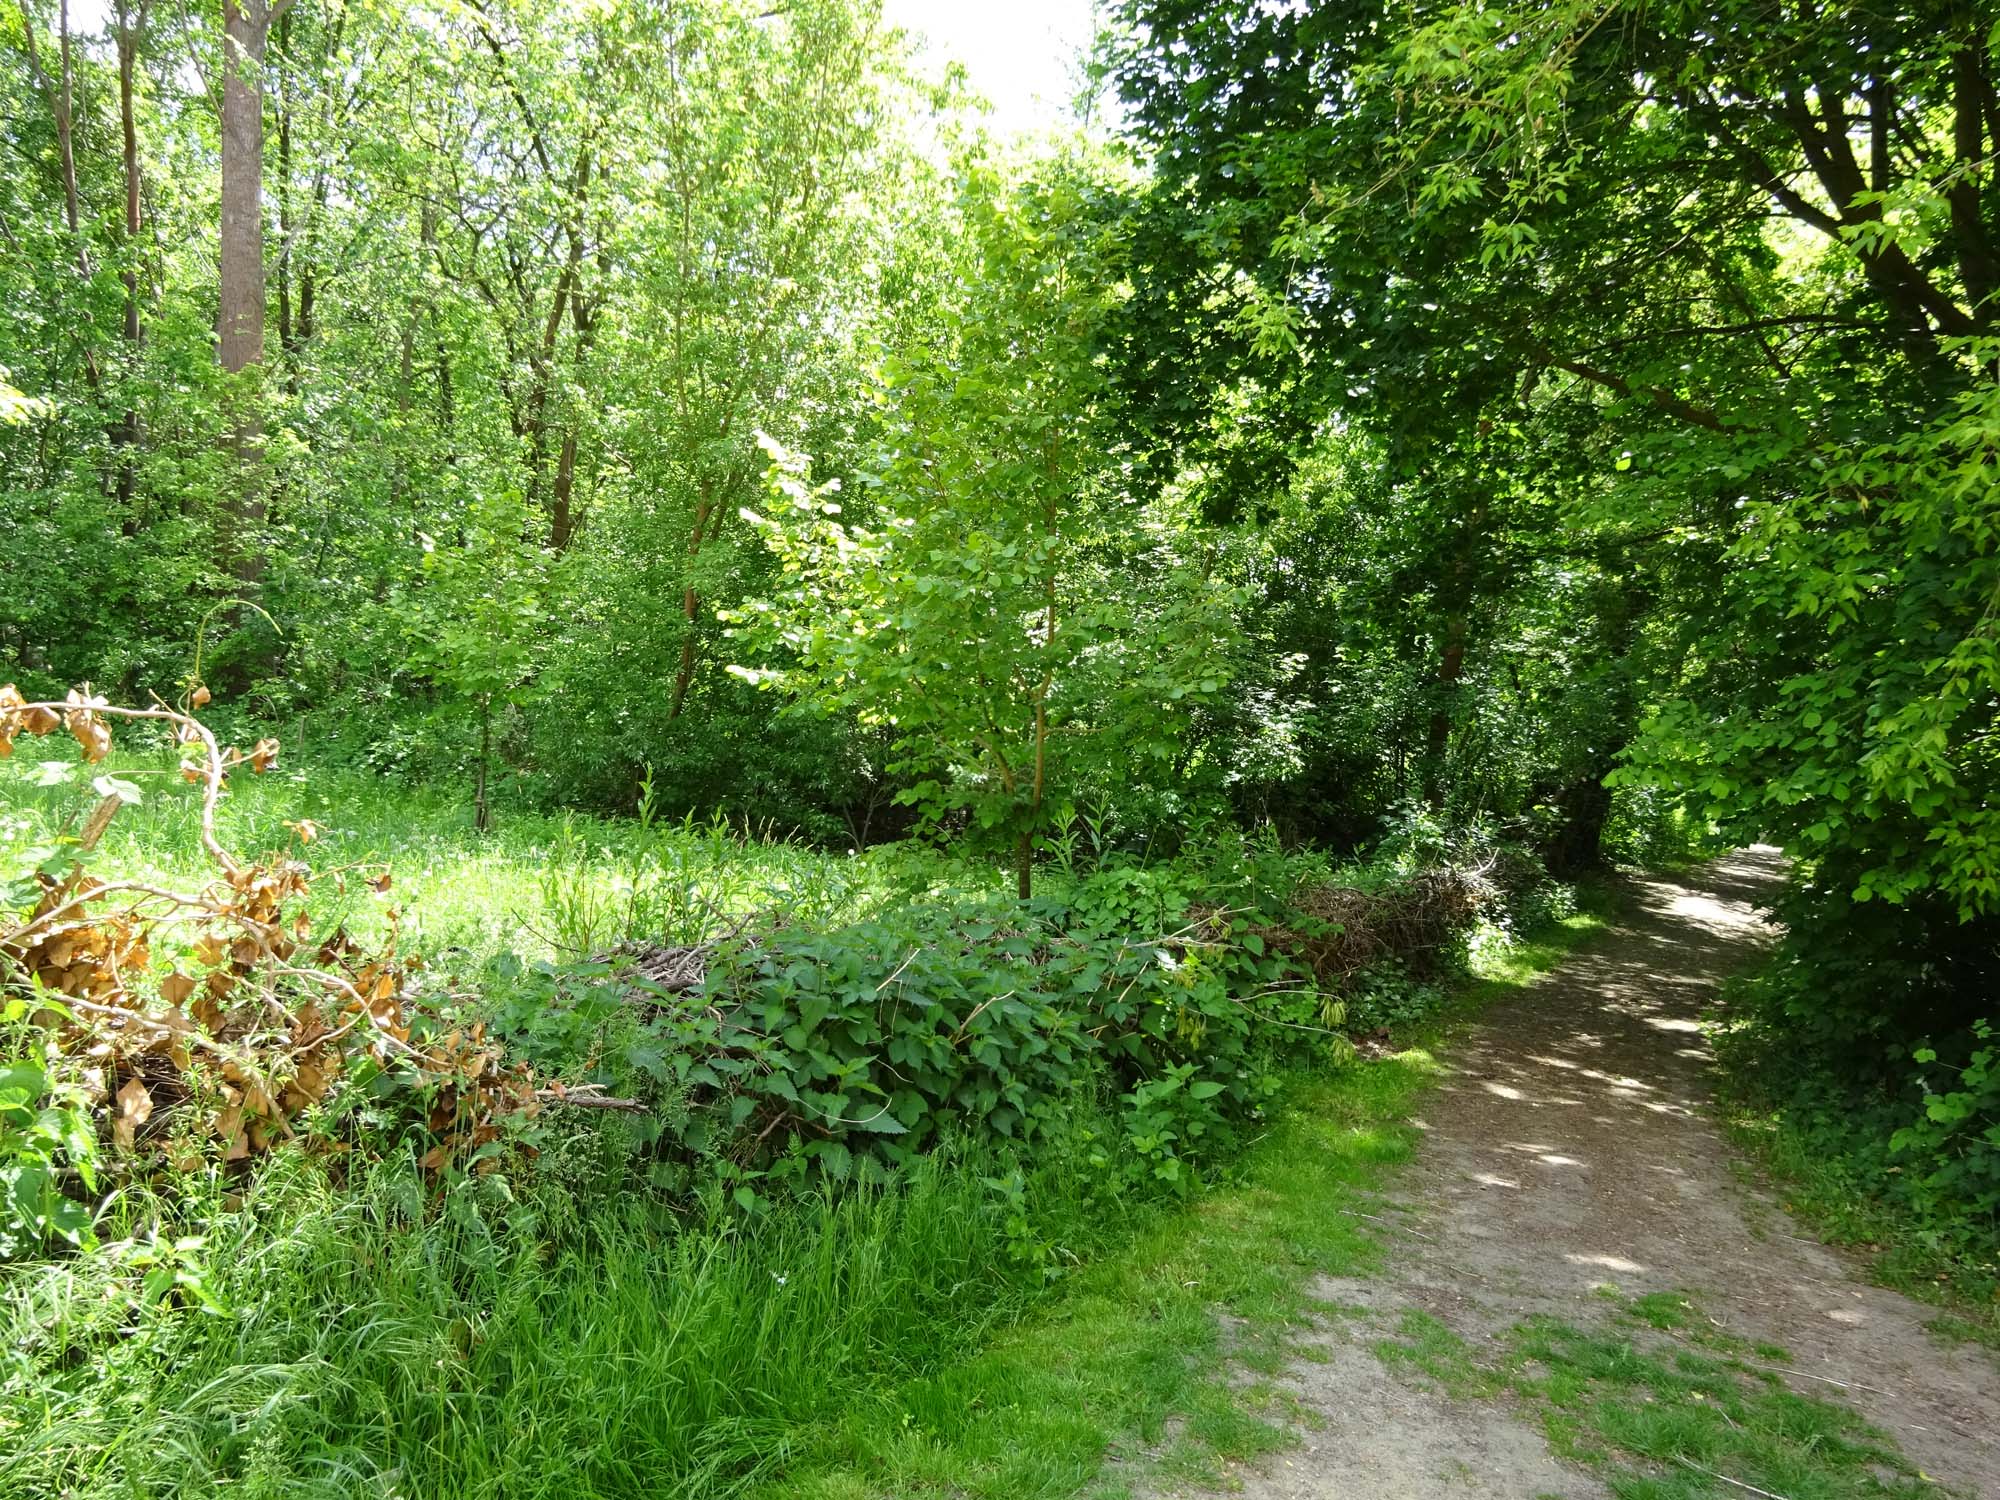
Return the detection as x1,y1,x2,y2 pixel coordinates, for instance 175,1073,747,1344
2,1116,1138,1499
0,753,1000,968
1,748,1605,1497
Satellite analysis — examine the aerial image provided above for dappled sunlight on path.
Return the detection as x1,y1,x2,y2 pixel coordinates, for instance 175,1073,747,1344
1148,850,2000,1499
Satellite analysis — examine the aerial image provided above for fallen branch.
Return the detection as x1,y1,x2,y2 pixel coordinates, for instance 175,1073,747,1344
1335,1207,1437,1244
538,1086,648,1113
1673,1457,1792,1499
1732,1360,1890,1398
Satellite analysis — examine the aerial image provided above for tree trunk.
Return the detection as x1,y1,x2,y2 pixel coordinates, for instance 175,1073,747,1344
474,694,493,833
274,11,294,386
18,0,103,392
113,0,147,515
1423,498,1485,809
1546,774,1613,875
667,488,716,719
1423,611,1466,807
219,0,269,379
549,429,580,550
1016,829,1033,901
219,0,275,649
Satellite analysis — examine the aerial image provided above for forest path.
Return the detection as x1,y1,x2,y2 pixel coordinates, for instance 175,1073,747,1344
1155,849,2000,1499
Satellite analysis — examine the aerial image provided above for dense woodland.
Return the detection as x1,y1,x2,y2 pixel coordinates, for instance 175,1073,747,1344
1,0,1998,1493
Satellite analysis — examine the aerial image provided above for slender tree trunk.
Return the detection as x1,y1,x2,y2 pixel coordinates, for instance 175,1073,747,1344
549,429,580,549
1423,612,1466,806
18,0,103,392
1546,773,1613,875
419,200,455,441
1016,830,1033,901
274,11,294,386
114,0,147,515
1424,500,1485,809
546,268,601,553
219,0,277,658
667,484,715,719
474,693,493,833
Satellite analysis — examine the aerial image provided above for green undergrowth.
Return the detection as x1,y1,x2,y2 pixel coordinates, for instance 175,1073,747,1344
750,906,1611,1499
0,748,928,964
1372,1291,1939,1500
1702,881,2000,1344
1,736,1615,1497
0,859,1608,1500
1707,960,1999,1351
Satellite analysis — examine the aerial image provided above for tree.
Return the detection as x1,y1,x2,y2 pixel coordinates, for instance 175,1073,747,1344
217,0,294,617
736,154,1239,896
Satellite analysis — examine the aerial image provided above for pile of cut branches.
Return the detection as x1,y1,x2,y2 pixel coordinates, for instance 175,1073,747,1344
0,686,562,1205
1245,867,1489,987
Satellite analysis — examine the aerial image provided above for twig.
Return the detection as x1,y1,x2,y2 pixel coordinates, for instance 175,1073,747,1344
950,991,1014,1044
1733,1361,1890,1397
1673,1457,1792,1499
874,946,921,993
1338,1207,1437,1243
538,1086,647,1113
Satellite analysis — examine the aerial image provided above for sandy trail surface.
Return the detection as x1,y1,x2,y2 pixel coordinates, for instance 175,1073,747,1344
1151,850,2000,1499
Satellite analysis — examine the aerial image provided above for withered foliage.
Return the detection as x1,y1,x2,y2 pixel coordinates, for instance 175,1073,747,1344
0,686,542,1178
1211,868,1490,989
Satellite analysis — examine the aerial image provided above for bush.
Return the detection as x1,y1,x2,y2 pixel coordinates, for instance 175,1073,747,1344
1342,961,1451,1036
1716,872,2000,1261
482,836,1575,1203
486,882,1328,1202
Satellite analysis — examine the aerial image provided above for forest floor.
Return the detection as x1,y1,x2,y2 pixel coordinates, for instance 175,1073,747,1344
1142,850,2000,1500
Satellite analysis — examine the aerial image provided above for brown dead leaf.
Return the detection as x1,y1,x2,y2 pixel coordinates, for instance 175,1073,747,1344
64,689,112,762
114,1076,154,1150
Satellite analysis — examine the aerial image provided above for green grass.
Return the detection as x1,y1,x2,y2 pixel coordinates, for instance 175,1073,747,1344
1352,1288,1944,1496
1363,1292,1938,1499
0,751,994,967
765,1060,1430,1499
1517,1317,1932,1499
1,748,1619,1498
0,1022,1456,1499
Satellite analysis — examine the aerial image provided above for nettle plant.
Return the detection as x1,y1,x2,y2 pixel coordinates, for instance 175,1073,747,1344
734,155,1240,896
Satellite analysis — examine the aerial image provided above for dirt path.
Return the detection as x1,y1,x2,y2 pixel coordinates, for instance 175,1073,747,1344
1160,849,2000,1499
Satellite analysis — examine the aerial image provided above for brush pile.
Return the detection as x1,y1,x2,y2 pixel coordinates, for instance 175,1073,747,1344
0,687,553,1206
1246,866,1491,987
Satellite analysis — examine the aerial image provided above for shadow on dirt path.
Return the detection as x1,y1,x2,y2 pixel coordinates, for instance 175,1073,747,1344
1152,849,2000,1499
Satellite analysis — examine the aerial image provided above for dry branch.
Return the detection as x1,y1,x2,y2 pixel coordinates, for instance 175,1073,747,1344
1,684,549,1178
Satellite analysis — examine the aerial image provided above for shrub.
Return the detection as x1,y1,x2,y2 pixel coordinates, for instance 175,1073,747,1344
1717,870,2000,1260
486,885,1327,1203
